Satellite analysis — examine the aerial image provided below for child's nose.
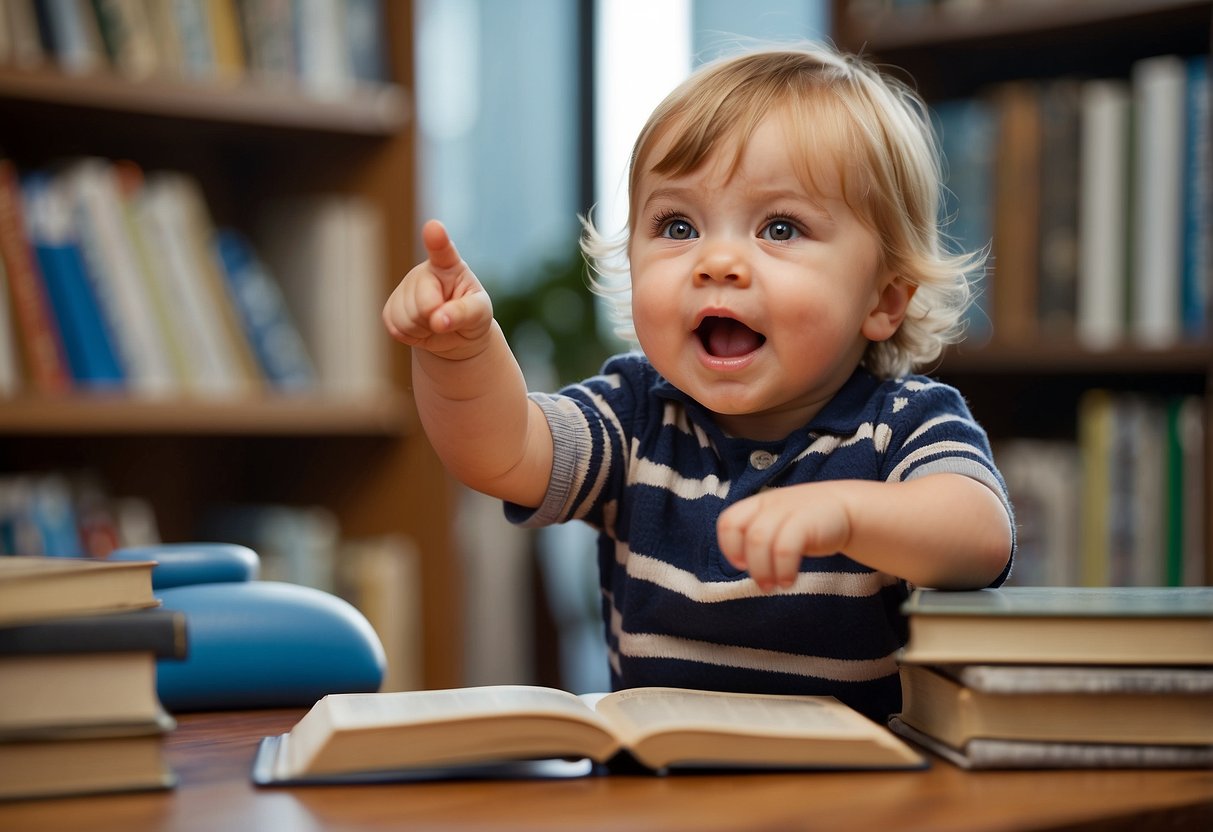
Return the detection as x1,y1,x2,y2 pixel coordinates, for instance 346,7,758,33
693,241,751,287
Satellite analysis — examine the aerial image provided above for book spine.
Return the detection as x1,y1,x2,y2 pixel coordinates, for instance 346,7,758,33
23,168,129,389
1181,55,1210,339
0,243,22,396
0,159,71,393
1035,79,1081,338
1077,79,1131,349
1130,55,1186,348
64,159,181,396
213,228,316,391
0,607,187,658
990,81,1041,344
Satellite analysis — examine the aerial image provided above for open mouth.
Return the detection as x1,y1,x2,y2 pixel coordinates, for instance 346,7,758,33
696,316,766,358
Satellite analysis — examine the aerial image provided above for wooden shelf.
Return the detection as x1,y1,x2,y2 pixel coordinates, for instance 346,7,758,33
838,0,1211,99
843,0,1207,52
0,393,414,436
0,66,410,136
940,342,1213,376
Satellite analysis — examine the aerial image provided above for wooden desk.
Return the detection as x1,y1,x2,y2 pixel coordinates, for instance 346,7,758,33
2,709,1211,831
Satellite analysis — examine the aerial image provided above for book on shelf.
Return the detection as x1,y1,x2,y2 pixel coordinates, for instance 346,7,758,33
932,96,995,345
1077,390,1206,588
213,228,317,393
0,158,71,394
206,0,246,82
0,251,19,396
91,0,161,79
133,171,260,396
989,80,1041,344
237,0,297,87
0,555,158,626
887,717,1213,771
1130,54,1186,348
993,439,1080,587
253,685,927,785
20,169,125,389
1035,78,1081,338
257,195,388,398
898,586,1213,666
35,0,108,75
895,663,1213,749
0,607,186,738
1076,78,1131,349
4,0,46,69
60,157,181,396
20,0,396,94
1182,55,1210,341
920,53,1208,349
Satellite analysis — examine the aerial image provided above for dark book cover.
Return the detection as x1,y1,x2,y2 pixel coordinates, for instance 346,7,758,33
0,607,187,659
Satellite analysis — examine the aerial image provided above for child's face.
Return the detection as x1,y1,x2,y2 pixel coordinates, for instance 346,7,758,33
628,114,908,440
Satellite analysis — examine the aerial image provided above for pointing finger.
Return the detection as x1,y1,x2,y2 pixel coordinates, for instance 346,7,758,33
422,219,464,272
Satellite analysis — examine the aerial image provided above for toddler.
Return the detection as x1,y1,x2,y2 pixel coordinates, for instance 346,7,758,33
384,43,1015,719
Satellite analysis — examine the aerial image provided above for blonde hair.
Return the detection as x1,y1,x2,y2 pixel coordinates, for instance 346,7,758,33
581,42,982,378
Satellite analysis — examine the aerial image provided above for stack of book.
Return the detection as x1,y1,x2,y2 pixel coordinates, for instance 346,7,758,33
0,556,186,800
890,586,1213,769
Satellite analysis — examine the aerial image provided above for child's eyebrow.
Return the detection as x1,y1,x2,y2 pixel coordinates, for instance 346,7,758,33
639,186,695,211
750,188,839,228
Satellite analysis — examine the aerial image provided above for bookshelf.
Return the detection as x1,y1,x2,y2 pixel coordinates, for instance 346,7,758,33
833,0,1212,583
0,1,462,687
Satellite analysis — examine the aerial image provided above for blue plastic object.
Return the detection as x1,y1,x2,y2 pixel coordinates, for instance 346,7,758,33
108,543,386,711
157,582,386,711
109,542,259,588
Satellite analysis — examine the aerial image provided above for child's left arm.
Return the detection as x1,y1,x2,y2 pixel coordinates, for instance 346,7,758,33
716,474,1012,592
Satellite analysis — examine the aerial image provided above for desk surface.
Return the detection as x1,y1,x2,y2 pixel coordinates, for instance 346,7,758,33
1,709,1211,832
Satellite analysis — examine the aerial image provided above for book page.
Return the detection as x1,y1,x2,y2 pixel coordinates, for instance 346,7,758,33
287,686,605,775
594,688,873,745
329,686,598,727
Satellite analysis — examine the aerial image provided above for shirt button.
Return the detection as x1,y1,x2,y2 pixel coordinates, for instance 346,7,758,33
749,450,776,470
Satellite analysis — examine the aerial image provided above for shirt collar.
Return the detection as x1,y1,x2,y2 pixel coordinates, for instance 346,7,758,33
652,366,882,442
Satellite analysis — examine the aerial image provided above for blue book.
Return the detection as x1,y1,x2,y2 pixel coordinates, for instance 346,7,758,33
213,229,315,392
21,173,124,388
1182,55,1210,339
933,98,996,346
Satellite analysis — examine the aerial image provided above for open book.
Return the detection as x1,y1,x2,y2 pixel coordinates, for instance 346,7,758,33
252,685,925,784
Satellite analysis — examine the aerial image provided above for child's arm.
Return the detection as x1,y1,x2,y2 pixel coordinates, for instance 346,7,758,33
716,474,1012,591
383,220,552,507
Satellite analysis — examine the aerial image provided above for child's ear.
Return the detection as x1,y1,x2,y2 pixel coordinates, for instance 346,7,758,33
862,274,916,342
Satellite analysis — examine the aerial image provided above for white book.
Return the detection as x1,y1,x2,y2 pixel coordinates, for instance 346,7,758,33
293,0,353,97
1077,79,1130,350
135,173,254,396
257,195,387,397
1130,55,1186,348
61,159,180,396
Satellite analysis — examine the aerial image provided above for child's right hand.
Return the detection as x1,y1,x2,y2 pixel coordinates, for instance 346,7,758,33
383,220,495,359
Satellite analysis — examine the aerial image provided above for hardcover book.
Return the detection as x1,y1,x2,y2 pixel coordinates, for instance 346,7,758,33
899,587,1213,665
0,556,158,625
896,663,1213,749
252,685,926,785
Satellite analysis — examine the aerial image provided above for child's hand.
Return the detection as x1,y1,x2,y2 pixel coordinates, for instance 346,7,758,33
716,485,851,592
383,220,494,359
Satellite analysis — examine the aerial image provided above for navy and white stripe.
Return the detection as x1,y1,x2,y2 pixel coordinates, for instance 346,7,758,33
507,353,1014,720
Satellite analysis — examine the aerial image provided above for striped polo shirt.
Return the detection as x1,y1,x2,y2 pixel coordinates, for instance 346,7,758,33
506,352,1014,720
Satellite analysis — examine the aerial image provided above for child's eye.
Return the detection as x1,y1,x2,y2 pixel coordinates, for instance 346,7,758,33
760,218,801,242
657,217,698,240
